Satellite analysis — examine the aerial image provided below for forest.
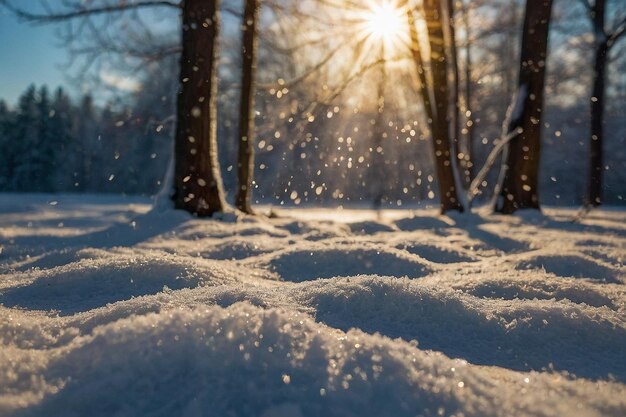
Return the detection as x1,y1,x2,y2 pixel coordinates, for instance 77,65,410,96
0,1,626,417
0,0,624,212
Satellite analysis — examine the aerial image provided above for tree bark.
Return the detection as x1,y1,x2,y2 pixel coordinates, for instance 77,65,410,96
461,0,475,188
585,0,607,207
587,40,607,207
235,0,260,214
446,0,464,188
494,0,553,214
173,0,226,216
422,0,464,213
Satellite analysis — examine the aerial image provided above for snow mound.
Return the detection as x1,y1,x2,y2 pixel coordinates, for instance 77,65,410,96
263,245,432,282
518,254,624,283
0,250,238,315
6,248,91,272
5,303,626,417
201,239,275,260
295,277,626,381
2,197,626,415
454,276,622,310
396,243,476,263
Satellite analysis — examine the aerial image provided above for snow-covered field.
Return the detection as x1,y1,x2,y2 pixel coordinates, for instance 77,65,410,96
1,194,625,417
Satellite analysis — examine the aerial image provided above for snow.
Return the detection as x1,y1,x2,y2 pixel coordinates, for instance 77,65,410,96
1,194,625,416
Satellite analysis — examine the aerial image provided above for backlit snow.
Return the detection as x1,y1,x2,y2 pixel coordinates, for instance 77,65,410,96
0,194,625,416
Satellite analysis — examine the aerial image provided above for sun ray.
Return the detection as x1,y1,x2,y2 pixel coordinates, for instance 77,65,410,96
356,0,408,56
363,1,405,41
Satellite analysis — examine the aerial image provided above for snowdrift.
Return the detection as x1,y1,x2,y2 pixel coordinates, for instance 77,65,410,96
0,195,625,416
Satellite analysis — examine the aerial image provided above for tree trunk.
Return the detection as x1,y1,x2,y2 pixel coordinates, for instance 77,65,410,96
494,0,553,214
372,43,387,210
235,0,260,214
503,5,520,99
461,0,475,188
446,0,464,188
586,0,607,207
587,41,607,207
173,0,226,216
423,0,464,213
407,8,433,124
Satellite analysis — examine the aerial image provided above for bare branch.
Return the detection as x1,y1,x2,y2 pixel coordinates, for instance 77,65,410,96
257,37,353,90
0,0,180,23
465,127,523,205
608,15,626,48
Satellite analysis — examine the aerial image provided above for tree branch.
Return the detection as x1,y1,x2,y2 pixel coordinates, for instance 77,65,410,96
608,15,626,48
0,0,180,23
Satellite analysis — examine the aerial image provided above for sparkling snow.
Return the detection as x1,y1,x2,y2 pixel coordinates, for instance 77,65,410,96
0,194,625,416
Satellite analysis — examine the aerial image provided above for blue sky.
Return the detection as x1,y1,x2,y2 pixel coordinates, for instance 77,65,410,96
0,6,70,105
0,2,242,107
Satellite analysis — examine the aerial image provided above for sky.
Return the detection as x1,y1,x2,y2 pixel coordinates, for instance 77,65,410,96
0,2,241,107
0,6,70,106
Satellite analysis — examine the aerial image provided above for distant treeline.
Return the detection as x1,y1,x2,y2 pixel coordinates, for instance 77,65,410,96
1,0,626,210
1,81,625,206
0,85,171,195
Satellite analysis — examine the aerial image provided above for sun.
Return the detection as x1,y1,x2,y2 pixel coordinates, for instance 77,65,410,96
355,0,408,57
362,0,405,42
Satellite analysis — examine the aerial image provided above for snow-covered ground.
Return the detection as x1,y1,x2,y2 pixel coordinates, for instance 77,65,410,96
1,193,625,417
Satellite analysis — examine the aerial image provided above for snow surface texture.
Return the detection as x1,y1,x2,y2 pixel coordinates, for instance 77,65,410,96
0,194,625,417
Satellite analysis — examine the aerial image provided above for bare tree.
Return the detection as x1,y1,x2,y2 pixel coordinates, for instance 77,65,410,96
446,0,464,188
173,0,226,215
460,0,475,188
494,0,553,214
580,0,626,207
372,43,387,210
409,0,464,213
235,0,261,214
2,0,228,216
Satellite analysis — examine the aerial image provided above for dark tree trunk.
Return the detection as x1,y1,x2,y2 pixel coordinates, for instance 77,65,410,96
587,41,607,207
235,0,260,214
173,0,226,216
461,0,475,187
586,0,607,207
446,0,464,188
422,0,463,213
494,0,553,214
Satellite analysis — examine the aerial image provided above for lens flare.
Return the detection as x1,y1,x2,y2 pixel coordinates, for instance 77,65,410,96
362,1,405,42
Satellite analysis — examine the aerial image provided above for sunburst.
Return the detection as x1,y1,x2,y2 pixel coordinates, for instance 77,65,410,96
357,0,408,55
